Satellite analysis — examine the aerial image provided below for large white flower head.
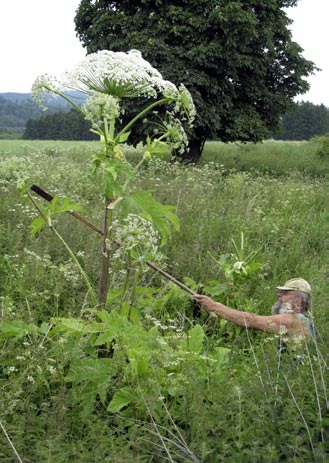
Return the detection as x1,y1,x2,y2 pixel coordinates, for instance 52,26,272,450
64,49,178,99
32,49,196,141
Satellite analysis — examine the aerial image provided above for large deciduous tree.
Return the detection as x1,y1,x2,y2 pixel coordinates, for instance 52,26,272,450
75,0,315,161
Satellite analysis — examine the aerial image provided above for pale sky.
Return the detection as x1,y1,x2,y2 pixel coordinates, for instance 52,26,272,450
0,0,328,106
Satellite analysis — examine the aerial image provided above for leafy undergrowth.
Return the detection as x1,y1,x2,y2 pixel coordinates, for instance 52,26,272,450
0,141,328,462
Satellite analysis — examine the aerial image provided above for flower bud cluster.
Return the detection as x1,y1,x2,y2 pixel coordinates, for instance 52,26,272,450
110,214,163,265
83,94,121,131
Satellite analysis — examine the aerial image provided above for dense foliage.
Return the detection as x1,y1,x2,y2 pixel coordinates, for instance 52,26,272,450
0,140,328,461
75,0,315,161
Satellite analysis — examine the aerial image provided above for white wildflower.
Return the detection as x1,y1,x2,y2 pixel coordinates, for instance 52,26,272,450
161,114,189,154
32,50,195,126
7,366,18,373
111,214,162,262
47,366,56,375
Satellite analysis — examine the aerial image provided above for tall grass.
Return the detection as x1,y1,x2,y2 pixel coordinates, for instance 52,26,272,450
202,139,329,177
0,139,328,462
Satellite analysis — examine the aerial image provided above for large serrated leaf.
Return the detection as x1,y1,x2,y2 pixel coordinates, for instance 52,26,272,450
121,190,179,245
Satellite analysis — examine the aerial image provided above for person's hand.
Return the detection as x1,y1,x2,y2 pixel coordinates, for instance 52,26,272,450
192,294,217,312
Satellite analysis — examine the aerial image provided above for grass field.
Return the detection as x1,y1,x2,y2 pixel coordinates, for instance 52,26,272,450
0,139,328,462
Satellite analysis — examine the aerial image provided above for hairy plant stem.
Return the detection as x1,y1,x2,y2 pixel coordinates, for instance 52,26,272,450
98,116,117,309
98,197,112,309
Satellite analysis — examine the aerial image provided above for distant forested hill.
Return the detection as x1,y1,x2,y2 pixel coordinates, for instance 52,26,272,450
0,93,80,138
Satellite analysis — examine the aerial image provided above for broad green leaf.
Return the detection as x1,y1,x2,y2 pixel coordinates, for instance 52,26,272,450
186,324,205,353
53,318,86,333
51,317,102,335
148,139,171,159
49,196,82,214
65,358,113,404
94,310,130,345
107,387,136,413
0,320,38,338
94,327,118,346
127,349,150,377
100,172,124,198
115,130,131,143
121,190,179,245
212,347,231,368
29,196,82,237
100,158,135,198
30,215,48,237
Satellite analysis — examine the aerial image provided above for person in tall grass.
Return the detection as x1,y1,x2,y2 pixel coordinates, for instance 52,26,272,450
193,278,315,340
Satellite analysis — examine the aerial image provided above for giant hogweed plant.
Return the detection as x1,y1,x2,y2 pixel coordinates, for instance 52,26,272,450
30,49,195,307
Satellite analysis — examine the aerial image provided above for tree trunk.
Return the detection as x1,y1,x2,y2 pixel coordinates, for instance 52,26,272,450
178,136,206,163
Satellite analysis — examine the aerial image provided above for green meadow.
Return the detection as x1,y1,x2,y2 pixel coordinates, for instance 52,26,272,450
0,139,328,462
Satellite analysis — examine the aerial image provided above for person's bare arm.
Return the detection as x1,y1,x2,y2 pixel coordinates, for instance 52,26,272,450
193,294,309,336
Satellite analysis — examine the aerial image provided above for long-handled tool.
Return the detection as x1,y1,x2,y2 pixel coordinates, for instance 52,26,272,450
146,260,195,295
30,185,195,296
30,184,104,236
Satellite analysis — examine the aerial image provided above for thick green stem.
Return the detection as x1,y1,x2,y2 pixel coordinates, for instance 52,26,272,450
98,197,112,309
115,97,168,143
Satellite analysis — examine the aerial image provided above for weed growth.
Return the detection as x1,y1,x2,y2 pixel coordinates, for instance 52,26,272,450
0,140,328,462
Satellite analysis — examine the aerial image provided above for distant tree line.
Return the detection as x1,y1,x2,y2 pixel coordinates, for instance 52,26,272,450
273,101,329,141
1,93,329,142
22,101,329,142
23,109,98,141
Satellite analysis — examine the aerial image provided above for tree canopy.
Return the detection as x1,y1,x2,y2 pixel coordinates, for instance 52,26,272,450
75,0,316,160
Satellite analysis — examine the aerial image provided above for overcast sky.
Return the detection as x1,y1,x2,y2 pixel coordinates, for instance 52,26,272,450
1,0,328,105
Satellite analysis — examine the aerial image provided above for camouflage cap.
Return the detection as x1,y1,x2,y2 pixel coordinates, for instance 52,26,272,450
276,278,311,296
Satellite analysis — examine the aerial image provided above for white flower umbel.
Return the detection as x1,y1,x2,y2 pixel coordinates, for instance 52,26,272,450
32,49,195,155
30,49,195,309
33,49,179,102
68,49,178,98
